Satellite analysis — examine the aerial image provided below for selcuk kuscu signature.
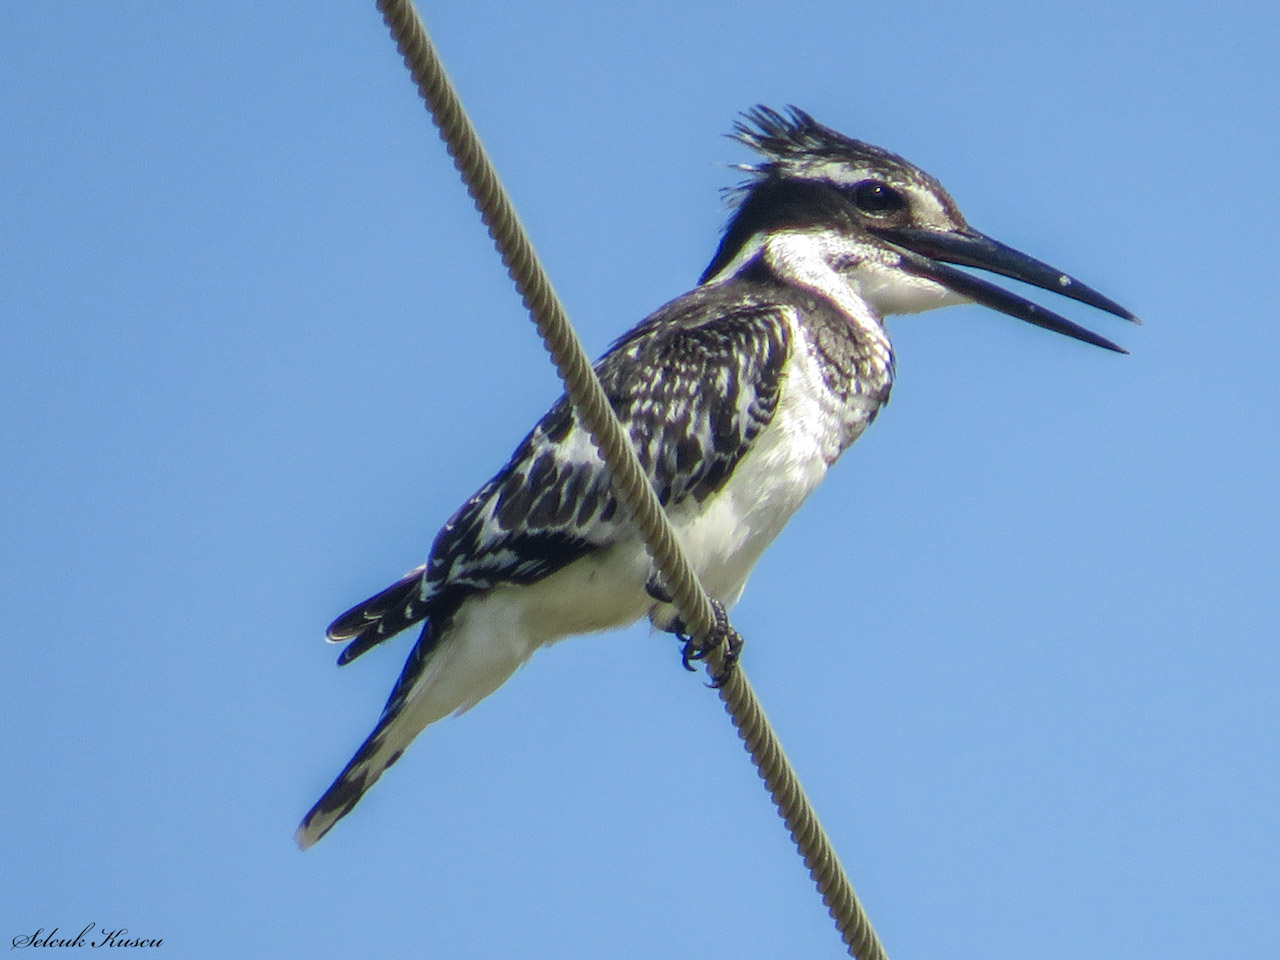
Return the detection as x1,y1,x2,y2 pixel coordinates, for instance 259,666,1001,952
11,924,162,948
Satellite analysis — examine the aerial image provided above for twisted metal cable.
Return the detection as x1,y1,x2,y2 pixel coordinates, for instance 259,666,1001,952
373,2,889,957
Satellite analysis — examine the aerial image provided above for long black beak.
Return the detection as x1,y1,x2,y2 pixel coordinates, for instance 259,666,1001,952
871,226,1138,354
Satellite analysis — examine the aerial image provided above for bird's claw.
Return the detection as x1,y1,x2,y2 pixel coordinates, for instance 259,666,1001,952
675,600,743,687
645,574,674,604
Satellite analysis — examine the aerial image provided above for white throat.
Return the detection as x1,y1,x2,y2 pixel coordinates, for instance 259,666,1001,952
760,231,892,351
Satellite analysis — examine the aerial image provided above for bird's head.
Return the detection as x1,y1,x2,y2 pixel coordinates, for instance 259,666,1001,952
701,106,1137,352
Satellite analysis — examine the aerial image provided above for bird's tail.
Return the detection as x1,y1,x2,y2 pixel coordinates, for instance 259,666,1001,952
294,701,411,850
297,604,446,851
297,594,534,849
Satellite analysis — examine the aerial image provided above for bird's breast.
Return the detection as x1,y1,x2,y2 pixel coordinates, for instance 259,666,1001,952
664,340,882,606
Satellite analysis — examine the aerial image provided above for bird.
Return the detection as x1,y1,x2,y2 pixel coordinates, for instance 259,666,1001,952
295,105,1136,849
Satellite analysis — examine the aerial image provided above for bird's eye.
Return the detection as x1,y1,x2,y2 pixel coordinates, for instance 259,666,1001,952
850,180,905,215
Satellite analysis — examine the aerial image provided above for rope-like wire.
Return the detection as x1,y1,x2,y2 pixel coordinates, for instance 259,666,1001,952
373,3,889,957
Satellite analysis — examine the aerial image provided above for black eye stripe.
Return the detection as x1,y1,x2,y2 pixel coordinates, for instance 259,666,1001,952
849,180,905,215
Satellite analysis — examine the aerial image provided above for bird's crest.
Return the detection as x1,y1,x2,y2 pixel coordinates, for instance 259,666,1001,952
729,107,892,181
724,106,951,210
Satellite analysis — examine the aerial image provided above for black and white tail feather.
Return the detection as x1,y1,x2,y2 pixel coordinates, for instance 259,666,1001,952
297,106,1135,848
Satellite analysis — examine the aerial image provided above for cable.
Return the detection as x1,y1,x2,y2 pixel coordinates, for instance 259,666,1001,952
373,2,889,956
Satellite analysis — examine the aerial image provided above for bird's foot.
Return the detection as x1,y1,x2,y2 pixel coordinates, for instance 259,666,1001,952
675,600,743,688
645,574,674,604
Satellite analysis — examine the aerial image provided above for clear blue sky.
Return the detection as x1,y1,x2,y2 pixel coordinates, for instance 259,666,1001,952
3,2,1278,957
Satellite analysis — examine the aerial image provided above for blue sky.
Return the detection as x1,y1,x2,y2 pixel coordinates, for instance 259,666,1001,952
3,1,1278,957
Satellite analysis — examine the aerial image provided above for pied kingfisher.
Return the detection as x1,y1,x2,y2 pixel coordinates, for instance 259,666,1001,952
296,106,1135,848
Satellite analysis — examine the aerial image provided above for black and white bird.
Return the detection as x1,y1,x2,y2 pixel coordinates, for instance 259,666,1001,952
296,106,1135,849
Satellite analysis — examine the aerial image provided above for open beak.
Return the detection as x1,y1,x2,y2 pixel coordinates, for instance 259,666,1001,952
870,225,1139,354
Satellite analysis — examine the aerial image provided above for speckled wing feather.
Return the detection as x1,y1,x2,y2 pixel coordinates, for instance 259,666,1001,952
328,284,793,665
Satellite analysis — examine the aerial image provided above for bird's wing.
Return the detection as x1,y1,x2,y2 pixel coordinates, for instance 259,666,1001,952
330,291,793,664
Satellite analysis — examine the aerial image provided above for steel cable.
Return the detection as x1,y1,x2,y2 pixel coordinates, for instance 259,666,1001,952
373,2,889,956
